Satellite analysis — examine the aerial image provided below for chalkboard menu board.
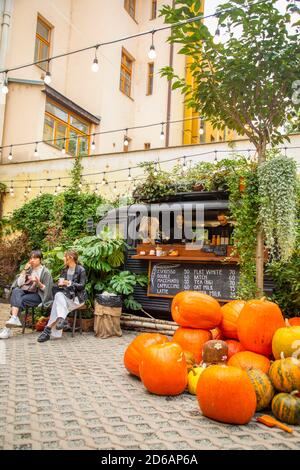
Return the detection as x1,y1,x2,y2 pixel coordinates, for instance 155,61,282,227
148,262,239,301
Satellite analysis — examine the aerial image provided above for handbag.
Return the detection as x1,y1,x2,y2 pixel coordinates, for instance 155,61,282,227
21,274,38,293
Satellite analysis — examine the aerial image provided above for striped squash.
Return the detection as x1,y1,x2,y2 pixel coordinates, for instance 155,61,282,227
271,392,300,425
269,357,300,392
246,369,275,411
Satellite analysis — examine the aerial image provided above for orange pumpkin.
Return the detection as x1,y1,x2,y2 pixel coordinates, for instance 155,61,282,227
287,317,300,327
171,291,222,329
237,298,285,356
196,365,257,424
228,351,271,373
124,333,169,378
139,342,187,396
173,327,212,363
225,340,246,359
220,300,246,339
210,327,223,340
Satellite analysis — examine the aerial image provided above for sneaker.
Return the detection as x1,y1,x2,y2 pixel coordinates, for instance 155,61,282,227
6,315,22,328
56,318,68,331
37,326,51,343
0,327,12,339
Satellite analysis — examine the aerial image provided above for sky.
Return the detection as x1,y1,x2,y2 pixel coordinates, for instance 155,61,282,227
204,0,290,33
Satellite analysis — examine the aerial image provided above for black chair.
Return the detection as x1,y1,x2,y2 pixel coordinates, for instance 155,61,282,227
22,303,50,334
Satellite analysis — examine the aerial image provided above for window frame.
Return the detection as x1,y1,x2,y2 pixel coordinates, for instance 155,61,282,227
43,98,91,156
120,48,134,98
151,0,157,20
124,0,136,20
147,62,154,96
35,15,52,71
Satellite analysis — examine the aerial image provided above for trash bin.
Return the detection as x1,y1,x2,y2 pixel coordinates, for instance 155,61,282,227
94,293,122,339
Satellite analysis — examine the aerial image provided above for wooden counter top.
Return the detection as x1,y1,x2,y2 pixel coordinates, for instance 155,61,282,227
131,254,239,263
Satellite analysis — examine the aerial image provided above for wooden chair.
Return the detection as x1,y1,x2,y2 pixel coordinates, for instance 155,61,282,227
22,303,50,334
70,304,86,337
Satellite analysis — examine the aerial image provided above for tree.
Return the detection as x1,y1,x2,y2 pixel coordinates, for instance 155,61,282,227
160,0,300,293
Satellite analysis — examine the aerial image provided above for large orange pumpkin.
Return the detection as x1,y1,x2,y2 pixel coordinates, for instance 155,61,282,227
196,365,257,424
173,327,212,363
228,351,271,373
237,298,285,356
139,342,187,396
287,317,300,327
124,333,169,378
225,340,246,359
171,291,222,329
220,300,246,339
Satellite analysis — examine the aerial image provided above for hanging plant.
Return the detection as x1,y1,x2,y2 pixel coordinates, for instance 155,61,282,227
228,164,259,299
258,155,298,262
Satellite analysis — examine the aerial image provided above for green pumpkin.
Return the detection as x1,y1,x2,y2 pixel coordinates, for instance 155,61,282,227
271,392,300,425
246,369,275,411
269,357,300,392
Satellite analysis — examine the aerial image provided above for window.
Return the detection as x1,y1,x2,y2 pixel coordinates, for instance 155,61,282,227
144,143,151,150
120,49,134,97
147,63,154,95
124,0,136,19
151,0,157,20
43,99,91,156
35,15,52,71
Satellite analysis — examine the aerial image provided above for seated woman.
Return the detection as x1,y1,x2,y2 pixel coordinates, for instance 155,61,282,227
37,250,87,343
0,250,53,340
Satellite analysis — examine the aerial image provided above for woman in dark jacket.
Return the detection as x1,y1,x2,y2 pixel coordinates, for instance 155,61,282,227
38,250,87,343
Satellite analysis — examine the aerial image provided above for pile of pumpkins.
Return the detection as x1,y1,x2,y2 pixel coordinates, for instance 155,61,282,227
123,291,300,426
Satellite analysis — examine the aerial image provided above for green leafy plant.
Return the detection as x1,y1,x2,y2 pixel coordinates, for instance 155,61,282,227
42,246,66,281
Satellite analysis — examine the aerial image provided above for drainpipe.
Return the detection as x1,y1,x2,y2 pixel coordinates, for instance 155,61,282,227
0,0,13,162
165,0,175,148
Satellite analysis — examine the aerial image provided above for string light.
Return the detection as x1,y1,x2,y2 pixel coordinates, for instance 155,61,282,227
61,139,66,154
214,151,218,164
27,181,32,192
38,187,42,197
1,71,8,94
148,31,157,60
9,181,14,196
182,156,188,173
124,129,129,147
34,142,39,157
160,123,165,142
91,135,96,151
95,183,99,194
91,45,100,72
153,162,158,177
128,168,132,181
57,178,62,192
113,181,117,192
44,60,52,85
102,172,107,185
8,145,13,161
213,14,222,45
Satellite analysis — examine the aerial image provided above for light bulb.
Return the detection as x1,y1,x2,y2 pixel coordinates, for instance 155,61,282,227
28,186,32,193
148,45,156,60
2,82,8,94
199,127,204,135
34,144,39,157
124,138,129,147
8,147,13,161
213,27,221,45
91,58,99,73
91,140,96,151
160,131,165,141
44,71,52,85
61,146,66,155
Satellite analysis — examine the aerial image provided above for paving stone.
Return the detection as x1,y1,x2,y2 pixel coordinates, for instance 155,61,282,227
1,303,300,451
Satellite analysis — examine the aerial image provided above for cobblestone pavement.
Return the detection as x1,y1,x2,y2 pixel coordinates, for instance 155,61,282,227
0,303,300,450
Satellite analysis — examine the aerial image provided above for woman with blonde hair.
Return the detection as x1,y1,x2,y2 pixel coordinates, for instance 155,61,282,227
37,250,87,342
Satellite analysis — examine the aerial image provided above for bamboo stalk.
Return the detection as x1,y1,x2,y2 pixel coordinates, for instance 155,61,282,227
120,319,177,331
121,324,175,336
121,314,176,327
